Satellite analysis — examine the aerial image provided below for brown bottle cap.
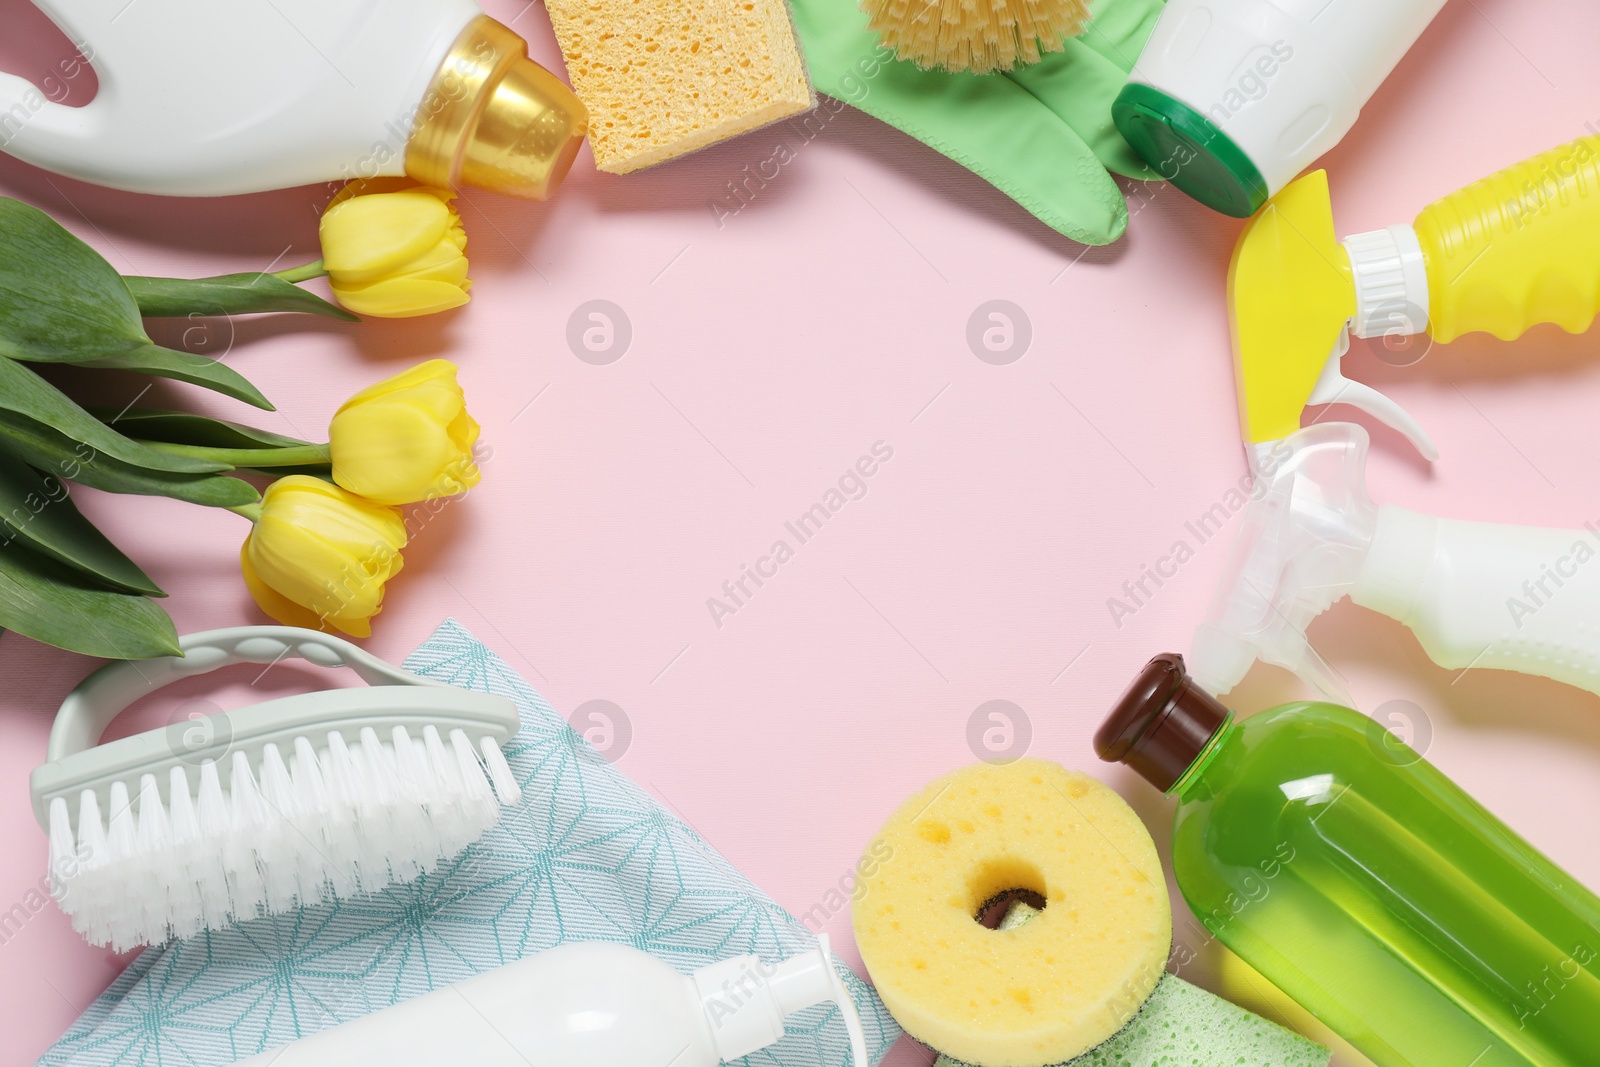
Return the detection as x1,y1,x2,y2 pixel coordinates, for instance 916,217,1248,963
1094,653,1229,792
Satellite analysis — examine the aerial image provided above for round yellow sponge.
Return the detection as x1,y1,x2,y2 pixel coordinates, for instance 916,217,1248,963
852,759,1171,1067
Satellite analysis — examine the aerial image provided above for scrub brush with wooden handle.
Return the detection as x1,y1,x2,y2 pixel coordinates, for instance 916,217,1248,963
863,0,1093,72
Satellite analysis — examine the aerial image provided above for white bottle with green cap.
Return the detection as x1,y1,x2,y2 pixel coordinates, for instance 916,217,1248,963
1113,0,1450,217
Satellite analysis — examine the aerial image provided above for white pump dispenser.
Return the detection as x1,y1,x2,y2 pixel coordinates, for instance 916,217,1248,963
233,936,871,1067
0,0,587,198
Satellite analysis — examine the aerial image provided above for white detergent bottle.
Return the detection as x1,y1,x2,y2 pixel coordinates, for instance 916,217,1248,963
232,936,871,1067
1113,0,1450,217
0,0,587,198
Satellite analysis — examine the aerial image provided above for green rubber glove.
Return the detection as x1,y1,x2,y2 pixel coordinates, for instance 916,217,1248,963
790,0,1166,245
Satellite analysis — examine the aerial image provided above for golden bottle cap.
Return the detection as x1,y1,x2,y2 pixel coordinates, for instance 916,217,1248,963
407,16,588,200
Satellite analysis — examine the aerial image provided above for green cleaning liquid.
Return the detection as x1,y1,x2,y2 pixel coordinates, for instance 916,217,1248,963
1096,654,1600,1067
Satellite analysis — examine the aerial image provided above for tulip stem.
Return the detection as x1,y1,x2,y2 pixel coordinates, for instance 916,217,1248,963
137,441,332,468
227,502,263,523
274,259,328,284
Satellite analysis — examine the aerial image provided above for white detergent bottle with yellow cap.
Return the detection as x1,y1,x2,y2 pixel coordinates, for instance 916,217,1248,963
231,937,870,1067
1229,135,1600,467
1192,421,1600,703
0,0,586,198
1114,0,1450,216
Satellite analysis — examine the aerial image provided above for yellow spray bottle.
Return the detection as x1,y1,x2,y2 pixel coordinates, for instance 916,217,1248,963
1229,135,1600,465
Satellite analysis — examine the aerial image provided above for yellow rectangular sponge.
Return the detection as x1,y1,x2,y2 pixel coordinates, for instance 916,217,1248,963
545,0,815,175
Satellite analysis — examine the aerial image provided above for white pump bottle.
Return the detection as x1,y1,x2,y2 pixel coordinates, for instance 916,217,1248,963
0,0,586,198
232,936,871,1067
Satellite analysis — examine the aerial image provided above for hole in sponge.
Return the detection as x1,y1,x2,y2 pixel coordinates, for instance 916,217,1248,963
975,888,1048,929
967,856,1048,929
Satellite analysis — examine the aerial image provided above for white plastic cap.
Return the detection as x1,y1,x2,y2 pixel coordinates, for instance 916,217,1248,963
1345,224,1430,341
692,935,869,1067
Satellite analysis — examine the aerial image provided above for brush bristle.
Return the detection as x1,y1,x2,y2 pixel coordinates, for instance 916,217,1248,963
862,0,1092,73
49,726,518,952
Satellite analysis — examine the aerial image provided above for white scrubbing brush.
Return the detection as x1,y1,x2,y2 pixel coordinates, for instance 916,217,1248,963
31,627,521,952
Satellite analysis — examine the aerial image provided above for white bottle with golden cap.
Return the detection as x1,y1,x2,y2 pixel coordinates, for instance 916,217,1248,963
0,0,586,198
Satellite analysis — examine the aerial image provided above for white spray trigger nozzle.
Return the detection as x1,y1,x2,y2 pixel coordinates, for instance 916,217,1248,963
1306,335,1439,463
1193,424,1376,703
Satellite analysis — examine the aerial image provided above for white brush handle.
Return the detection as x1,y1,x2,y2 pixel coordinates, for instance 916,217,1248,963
1352,506,1600,695
48,627,441,763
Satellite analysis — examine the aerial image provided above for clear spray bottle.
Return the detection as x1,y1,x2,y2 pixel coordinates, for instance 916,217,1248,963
1191,421,1600,703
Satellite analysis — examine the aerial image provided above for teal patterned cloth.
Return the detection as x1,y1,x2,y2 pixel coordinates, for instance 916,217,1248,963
39,620,899,1066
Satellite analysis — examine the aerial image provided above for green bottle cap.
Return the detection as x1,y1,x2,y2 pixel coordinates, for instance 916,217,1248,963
1112,82,1270,219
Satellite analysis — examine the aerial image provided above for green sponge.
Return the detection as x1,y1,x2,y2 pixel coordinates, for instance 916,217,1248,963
933,904,1331,1067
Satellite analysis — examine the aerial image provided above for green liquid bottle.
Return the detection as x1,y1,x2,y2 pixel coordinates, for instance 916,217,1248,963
1095,654,1600,1066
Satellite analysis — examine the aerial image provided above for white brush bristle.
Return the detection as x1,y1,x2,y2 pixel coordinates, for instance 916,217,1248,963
49,727,517,952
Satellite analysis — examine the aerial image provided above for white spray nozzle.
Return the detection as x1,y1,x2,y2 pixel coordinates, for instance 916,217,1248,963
1192,423,1379,703
1306,334,1440,463
1303,226,1440,462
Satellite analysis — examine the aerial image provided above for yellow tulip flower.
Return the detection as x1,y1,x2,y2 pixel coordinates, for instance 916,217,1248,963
241,476,408,638
329,359,481,506
319,180,471,318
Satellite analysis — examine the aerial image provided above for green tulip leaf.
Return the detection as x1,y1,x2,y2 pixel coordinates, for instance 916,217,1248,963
0,411,258,506
0,541,180,658
126,273,359,322
77,343,274,410
0,356,225,474
63,458,260,507
89,407,314,450
0,452,162,596
0,199,279,407
0,198,148,360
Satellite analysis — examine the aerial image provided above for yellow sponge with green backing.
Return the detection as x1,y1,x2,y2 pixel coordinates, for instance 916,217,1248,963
933,903,1332,1067
853,760,1172,1066
852,757,1332,1067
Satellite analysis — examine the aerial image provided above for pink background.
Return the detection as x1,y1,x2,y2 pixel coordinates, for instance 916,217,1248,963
4,1,1600,1064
